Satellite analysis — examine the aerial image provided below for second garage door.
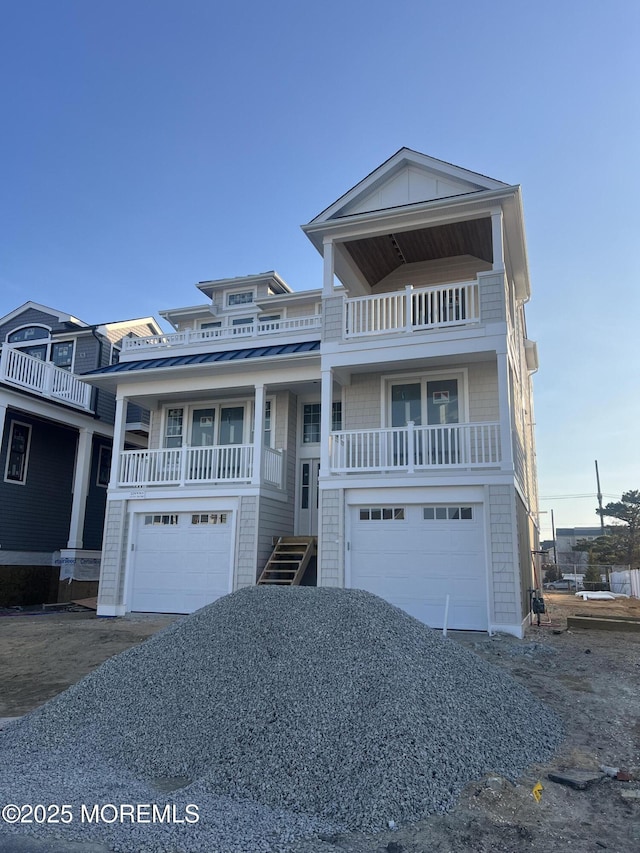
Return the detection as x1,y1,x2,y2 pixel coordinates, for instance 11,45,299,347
129,510,233,613
349,502,487,630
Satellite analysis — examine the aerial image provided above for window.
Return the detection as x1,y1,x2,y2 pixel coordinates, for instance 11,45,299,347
200,321,222,330
264,400,272,447
259,314,281,324
332,401,343,432
303,403,321,444
144,514,179,526
231,317,254,327
51,341,74,370
96,446,112,487
4,422,32,484
191,513,228,525
359,507,405,521
228,291,254,306
163,404,247,448
164,408,184,448
423,506,473,520
110,345,121,365
389,375,462,427
7,326,49,343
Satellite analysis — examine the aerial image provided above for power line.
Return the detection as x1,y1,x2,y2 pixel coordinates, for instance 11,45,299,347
539,494,619,500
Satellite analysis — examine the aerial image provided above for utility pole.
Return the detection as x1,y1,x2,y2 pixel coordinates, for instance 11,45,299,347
551,508,557,565
595,460,605,535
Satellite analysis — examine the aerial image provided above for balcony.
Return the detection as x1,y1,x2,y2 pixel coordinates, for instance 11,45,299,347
121,315,323,354
116,445,284,489
329,422,501,473
0,346,92,411
344,281,480,339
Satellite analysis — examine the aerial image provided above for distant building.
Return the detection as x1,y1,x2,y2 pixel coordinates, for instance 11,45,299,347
555,526,602,569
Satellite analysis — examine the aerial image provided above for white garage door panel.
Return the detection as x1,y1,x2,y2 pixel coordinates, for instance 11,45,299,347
349,504,487,631
130,513,233,614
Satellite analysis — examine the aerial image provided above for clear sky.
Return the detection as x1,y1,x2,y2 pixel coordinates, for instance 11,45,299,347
1,0,638,538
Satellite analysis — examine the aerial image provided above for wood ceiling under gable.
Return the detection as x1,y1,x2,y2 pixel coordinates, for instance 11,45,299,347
343,217,493,287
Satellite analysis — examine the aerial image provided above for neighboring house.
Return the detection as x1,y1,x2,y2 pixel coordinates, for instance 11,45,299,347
86,148,540,637
0,301,161,605
555,526,604,570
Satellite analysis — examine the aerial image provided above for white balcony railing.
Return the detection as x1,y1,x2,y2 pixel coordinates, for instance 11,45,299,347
0,346,92,411
329,422,501,473
121,315,322,353
344,282,480,339
117,445,285,488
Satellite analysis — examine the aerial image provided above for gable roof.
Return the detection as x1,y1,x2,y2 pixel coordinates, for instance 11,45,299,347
309,148,508,224
0,301,88,328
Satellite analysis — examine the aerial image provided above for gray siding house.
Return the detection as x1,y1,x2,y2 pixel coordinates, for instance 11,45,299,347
0,302,160,605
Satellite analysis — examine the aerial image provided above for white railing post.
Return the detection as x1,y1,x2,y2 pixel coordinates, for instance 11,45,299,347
404,285,413,334
252,384,265,485
407,421,415,473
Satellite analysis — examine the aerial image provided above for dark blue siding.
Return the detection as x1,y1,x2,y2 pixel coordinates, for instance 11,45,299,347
82,437,110,550
0,412,76,551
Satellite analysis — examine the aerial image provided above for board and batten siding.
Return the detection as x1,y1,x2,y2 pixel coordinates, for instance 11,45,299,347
0,413,76,552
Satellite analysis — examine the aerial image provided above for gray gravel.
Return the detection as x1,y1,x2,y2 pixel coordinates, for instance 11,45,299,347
0,587,563,852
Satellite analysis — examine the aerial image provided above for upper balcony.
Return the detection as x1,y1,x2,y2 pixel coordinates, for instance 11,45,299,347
120,315,322,356
0,346,92,411
343,281,480,339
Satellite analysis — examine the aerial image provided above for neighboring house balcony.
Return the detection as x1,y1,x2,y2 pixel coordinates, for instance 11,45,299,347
119,315,323,356
0,345,92,411
328,421,501,474
343,280,480,339
115,444,285,490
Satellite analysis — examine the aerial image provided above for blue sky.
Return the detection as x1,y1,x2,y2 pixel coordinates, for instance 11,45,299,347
1,0,638,537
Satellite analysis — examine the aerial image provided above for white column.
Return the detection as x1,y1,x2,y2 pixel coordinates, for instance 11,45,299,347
491,210,505,271
252,383,265,485
67,427,93,549
108,395,129,488
497,351,514,470
320,368,333,477
323,237,335,296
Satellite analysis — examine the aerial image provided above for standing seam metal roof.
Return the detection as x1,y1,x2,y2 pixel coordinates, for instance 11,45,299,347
87,340,321,375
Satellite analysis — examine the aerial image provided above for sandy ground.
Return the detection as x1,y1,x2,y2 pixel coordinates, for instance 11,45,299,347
0,594,639,853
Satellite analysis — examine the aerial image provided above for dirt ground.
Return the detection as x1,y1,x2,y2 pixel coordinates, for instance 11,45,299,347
1,594,639,853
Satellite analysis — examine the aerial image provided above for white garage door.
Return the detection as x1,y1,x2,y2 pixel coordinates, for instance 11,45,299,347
349,503,487,630
130,511,233,613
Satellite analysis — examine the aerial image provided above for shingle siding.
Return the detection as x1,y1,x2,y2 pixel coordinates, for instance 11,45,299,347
488,484,521,626
318,488,343,586
235,496,258,588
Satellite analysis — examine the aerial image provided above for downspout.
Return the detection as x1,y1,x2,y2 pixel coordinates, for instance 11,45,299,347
89,327,103,418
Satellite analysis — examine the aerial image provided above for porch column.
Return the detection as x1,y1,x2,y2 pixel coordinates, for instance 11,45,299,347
491,210,505,271
320,368,333,477
323,237,335,296
108,395,129,488
67,427,94,549
252,383,265,485
497,351,514,471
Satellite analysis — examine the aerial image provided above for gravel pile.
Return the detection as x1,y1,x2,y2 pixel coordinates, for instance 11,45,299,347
0,586,563,852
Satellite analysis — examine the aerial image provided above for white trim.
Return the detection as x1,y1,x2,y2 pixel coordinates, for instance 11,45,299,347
6,322,52,343
3,419,32,485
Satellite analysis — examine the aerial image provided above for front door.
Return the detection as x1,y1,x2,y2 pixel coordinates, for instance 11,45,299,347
297,458,320,535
